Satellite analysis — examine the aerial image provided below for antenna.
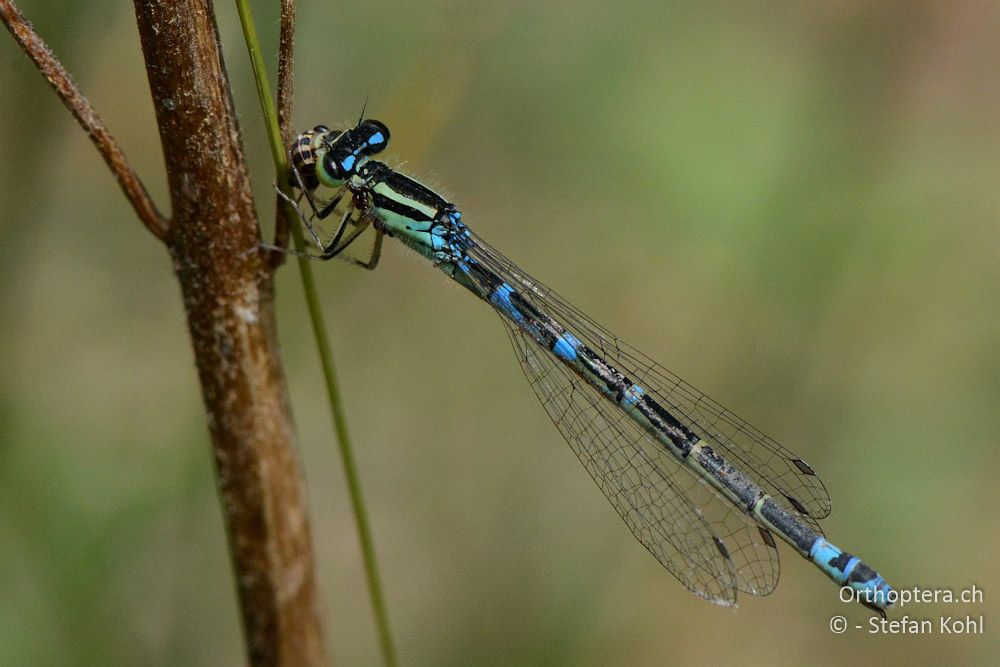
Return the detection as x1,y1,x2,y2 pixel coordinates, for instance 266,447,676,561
357,96,370,125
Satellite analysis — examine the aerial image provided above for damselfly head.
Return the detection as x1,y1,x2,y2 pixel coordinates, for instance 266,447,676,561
291,120,391,191
316,119,390,187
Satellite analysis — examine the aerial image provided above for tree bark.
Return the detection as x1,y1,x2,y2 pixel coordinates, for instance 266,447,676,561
133,2,324,664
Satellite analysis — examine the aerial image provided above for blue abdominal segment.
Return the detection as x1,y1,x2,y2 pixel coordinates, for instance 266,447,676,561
552,332,581,362
811,538,892,609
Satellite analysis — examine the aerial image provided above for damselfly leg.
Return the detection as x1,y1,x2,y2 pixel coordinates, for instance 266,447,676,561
277,170,383,269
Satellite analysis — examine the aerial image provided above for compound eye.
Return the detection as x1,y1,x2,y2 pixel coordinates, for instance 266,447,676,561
362,119,390,151
319,151,346,187
313,124,330,133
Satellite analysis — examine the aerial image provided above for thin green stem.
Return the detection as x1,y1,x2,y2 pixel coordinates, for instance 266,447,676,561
234,2,397,665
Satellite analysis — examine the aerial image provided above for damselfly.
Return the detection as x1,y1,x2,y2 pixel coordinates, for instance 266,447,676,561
284,120,894,612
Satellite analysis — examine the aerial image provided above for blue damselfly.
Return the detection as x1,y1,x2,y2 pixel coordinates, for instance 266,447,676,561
285,120,894,612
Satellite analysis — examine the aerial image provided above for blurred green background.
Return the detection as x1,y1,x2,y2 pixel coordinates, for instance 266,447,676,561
2,1,998,665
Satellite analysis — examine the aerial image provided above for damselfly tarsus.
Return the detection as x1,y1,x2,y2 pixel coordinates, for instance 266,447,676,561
285,119,894,612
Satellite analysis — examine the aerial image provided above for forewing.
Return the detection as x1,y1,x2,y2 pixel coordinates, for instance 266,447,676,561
467,233,831,533
501,317,781,600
